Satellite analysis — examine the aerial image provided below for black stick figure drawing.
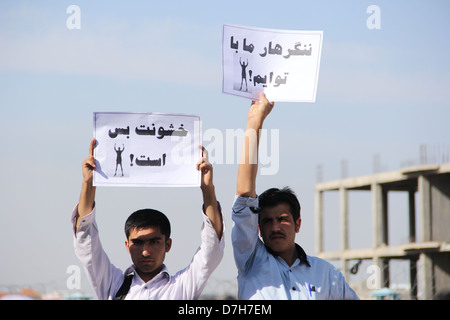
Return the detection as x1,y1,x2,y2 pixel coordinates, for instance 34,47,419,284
114,143,125,177
239,57,249,91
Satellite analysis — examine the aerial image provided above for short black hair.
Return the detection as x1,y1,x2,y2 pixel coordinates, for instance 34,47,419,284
124,209,171,240
258,187,301,222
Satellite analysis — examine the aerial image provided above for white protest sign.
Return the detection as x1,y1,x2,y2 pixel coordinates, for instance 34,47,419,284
93,112,202,187
222,24,323,102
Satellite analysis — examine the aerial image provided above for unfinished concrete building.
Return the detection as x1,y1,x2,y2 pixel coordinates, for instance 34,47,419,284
314,163,450,299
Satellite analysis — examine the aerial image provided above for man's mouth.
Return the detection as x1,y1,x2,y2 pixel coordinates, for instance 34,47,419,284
270,232,285,240
140,259,155,263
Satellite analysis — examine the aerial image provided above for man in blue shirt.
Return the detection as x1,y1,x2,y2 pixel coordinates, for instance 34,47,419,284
232,92,359,300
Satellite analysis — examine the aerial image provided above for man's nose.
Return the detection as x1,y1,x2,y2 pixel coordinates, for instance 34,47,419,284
142,244,151,256
272,220,281,231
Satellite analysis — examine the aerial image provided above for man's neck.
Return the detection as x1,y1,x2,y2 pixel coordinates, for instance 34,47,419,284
279,247,299,267
265,244,299,267
137,265,164,283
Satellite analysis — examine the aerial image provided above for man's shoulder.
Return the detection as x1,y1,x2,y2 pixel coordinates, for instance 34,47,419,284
305,254,338,270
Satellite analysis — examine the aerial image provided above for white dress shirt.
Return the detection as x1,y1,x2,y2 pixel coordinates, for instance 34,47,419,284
71,205,224,300
232,196,359,300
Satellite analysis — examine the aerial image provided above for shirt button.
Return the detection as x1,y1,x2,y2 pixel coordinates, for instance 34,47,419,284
292,287,296,291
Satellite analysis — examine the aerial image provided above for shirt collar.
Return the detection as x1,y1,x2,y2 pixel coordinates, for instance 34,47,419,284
295,243,311,267
264,243,311,267
128,264,171,283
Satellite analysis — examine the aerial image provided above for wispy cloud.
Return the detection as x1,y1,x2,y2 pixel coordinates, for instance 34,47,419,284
319,41,450,106
0,6,220,86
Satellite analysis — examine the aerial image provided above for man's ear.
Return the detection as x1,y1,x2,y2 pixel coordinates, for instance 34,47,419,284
125,240,131,254
165,238,172,253
295,218,301,233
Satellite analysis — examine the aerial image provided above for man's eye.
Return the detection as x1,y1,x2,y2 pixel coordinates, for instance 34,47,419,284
132,239,143,245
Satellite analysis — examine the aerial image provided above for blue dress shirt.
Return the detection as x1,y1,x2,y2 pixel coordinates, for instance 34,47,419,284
232,196,359,300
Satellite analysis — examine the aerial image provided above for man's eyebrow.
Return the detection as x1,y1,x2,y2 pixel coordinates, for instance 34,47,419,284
260,213,291,222
278,213,291,217
130,236,163,242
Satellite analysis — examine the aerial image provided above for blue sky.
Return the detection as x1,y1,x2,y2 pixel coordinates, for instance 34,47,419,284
0,0,449,297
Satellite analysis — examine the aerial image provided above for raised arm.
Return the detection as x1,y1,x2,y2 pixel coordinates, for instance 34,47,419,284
236,92,274,197
76,138,97,231
197,146,223,240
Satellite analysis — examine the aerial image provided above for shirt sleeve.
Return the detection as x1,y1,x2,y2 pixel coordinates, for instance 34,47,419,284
71,205,124,300
231,195,261,274
170,204,225,299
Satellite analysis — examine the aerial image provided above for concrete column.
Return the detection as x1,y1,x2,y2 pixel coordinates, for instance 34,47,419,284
372,182,389,287
418,175,434,299
408,189,416,243
340,186,349,251
382,188,388,245
314,190,323,255
418,175,431,242
418,253,434,299
372,182,387,247
409,258,418,300
372,256,389,289
340,187,349,280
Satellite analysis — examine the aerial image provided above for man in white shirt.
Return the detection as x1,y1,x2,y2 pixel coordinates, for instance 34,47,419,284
72,139,224,299
232,93,358,300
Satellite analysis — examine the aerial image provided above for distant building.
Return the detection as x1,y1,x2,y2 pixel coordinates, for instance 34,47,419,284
315,163,450,299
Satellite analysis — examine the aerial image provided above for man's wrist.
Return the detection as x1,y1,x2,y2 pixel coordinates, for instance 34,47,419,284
246,119,263,131
82,177,95,187
201,184,215,198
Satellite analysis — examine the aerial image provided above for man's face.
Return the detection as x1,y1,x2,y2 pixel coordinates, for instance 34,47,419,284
259,203,301,256
125,226,171,282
